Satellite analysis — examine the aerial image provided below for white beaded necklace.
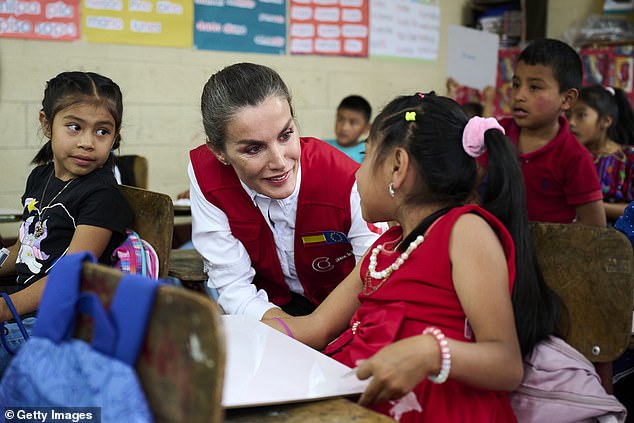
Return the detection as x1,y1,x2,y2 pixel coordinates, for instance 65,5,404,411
368,234,424,279
363,234,425,295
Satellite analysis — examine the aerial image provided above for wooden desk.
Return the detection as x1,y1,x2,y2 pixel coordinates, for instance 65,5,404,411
225,398,393,423
168,248,206,291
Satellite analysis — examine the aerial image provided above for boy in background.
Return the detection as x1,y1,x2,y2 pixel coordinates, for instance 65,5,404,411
499,38,605,227
325,95,371,163
500,38,611,392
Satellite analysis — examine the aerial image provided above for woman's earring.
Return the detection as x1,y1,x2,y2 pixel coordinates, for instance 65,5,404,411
388,182,395,198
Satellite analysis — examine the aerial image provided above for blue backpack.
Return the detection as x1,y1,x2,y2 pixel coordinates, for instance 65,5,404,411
0,252,159,422
112,228,160,279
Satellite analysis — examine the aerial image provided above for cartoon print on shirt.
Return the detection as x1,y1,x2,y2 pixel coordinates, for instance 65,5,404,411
16,195,76,276
389,391,423,421
17,215,50,274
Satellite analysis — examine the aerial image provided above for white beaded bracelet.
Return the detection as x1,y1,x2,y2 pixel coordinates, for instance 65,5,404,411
423,326,451,384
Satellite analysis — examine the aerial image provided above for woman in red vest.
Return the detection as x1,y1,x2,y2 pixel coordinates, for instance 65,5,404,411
266,93,562,422
188,63,383,319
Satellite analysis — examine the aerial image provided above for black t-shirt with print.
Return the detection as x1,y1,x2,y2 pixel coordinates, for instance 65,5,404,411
16,163,132,286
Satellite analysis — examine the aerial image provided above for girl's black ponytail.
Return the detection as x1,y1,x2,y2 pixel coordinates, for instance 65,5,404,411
31,140,53,165
481,129,563,356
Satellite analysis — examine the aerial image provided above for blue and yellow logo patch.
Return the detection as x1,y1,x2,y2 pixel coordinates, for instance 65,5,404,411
302,231,350,246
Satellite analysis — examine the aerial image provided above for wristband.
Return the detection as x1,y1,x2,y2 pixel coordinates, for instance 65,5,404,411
423,326,451,384
272,317,294,339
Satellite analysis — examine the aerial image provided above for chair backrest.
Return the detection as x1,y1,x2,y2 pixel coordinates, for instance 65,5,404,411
117,155,149,189
119,185,173,278
76,262,226,423
530,222,634,363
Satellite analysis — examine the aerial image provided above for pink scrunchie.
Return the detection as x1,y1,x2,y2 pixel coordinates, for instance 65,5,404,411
462,117,505,158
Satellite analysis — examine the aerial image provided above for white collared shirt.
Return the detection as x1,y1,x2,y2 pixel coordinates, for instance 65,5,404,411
188,161,381,319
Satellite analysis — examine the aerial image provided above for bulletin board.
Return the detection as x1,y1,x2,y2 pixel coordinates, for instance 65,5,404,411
288,0,369,57
0,0,443,61
369,0,440,61
0,0,80,41
194,0,286,55
81,0,192,48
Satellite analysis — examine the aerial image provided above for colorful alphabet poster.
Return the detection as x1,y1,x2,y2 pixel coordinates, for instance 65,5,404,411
194,0,285,55
369,0,440,61
0,0,80,41
289,0,369,57
81,0,192,47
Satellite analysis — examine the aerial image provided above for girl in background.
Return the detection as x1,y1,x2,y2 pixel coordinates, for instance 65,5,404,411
0,71,132,373
567,85,634,223
266,93,560,422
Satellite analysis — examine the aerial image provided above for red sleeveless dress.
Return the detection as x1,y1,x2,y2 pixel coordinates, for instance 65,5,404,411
323,205,518,422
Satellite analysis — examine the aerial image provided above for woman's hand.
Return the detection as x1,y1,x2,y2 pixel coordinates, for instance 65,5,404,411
355,334,438,406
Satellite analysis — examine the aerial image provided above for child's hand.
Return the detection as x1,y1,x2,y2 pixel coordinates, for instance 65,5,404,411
355,335,436,405
446,77,461,99
483,86,496,102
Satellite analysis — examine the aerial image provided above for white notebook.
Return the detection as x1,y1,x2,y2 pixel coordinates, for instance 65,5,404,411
221,314,369,408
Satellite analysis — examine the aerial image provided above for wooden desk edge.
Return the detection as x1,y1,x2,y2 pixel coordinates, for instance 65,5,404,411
224,398,393,423
168,248,206,282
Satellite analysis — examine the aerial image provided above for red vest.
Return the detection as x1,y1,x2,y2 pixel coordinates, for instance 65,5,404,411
190,137,360,306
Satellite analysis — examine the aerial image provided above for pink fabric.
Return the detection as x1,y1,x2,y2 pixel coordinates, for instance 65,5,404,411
462,117,505,158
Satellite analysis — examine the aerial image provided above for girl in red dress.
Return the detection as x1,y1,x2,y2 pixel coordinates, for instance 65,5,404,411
266,93,561,422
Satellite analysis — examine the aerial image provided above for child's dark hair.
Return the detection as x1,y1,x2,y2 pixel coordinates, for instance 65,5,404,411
369,92,561,356
518,38,582,92
32,71,124,165
461,102,484,118
338,95,372,123
579,85,634,146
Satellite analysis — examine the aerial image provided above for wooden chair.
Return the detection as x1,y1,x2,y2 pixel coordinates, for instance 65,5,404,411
116,155,149,189
76,262,226,423
530,222,634,365
119,185,174,279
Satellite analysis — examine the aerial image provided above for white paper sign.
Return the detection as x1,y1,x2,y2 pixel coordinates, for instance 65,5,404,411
369,0,440,61
221,315,369,408
447,25,499,91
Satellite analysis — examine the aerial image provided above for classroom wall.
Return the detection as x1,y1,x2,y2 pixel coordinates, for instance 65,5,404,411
0,0,597,238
